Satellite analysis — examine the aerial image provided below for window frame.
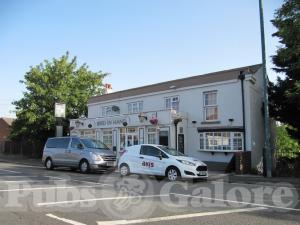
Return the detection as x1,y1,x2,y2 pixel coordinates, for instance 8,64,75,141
165,96,179,111
199,131,243,152
127,101,143,114
203,91,218,121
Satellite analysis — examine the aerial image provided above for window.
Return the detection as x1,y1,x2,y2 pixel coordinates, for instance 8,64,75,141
102,105,120,117
203,91,218,121
128,101,143,114
199,132,243,151
71,138,81,148
102,129,113,148
140,145,161,157
165,96,179,111
147,127,157,144
46,138,70,148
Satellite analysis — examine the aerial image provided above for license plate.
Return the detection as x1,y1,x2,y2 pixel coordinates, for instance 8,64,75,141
107,161,116,167
198,171,207,176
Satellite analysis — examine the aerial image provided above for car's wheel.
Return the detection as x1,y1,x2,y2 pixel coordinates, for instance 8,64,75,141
119,164,130,176
45,158,54,170
79,159,90,173
166,167,181,181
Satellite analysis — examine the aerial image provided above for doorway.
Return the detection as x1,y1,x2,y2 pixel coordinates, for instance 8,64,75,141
159,128,169,147
120,127,139,150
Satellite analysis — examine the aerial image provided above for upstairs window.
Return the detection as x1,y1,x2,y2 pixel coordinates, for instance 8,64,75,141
128,101,143,114
165,96,179,111
203,91,218,121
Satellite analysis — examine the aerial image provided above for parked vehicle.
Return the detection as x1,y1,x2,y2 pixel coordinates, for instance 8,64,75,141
42,137,116,173
118,144,208,181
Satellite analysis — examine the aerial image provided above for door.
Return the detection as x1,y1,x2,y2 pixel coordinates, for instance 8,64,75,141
68,138,83,166
159,130,169,146
55,137,72,166
139,145,166,175
178,134,184,154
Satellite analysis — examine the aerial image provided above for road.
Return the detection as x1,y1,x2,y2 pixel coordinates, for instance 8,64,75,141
0,161,299,225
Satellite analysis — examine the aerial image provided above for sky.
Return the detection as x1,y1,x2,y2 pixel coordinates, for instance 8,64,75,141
0,0,284,118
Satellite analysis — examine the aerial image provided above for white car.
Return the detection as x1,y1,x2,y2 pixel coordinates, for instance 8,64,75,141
118,144,208,181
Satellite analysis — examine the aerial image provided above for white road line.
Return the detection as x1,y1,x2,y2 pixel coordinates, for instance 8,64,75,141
209,180,300,191
43,175,66,180
0,169,22,174
46,213,87,225
97,207,266,225
37,194,169,206
71,179,114,186
0,179,68,183
171,193,300,212
0,184,107,192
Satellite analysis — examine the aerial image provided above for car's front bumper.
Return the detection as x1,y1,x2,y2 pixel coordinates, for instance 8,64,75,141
179,165,208,179
89,160,117,170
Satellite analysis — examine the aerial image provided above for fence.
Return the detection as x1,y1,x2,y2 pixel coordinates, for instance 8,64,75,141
0,140,43,158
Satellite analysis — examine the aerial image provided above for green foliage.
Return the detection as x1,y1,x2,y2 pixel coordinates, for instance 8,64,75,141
269,0,300,140
10,52,107,145
276,125,300,159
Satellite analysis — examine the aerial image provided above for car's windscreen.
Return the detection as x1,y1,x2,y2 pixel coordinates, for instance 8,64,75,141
80,139,110,150
157,146,185,156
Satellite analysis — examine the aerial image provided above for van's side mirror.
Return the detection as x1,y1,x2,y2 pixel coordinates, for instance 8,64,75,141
77,143,84,149
157,154,163,160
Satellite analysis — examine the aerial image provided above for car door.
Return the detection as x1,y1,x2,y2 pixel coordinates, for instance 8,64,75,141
69,138,84,166
139,145,166,175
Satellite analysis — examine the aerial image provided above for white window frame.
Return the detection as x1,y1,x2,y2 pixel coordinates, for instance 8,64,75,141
127,101,143,114
165,96,179,111
102,129,113,149
203,91,218,121
199,131,243,152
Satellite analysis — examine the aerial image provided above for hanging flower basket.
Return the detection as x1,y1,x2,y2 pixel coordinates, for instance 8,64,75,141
150,118,158,125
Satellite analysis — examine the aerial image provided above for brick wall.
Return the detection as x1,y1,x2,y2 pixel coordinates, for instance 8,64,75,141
0,119,12,141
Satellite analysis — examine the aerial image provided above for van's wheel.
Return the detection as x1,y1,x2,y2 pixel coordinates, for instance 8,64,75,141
45,158,54,170
79,160,90,173
166,167,181,181
120,164,130,176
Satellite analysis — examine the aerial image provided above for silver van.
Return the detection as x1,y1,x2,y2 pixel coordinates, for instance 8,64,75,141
42,136,116,173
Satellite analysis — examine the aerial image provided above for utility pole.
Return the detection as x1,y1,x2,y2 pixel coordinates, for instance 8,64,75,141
259,0,272,177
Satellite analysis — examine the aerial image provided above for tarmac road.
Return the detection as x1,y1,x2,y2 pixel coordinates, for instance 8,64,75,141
0,161,299,225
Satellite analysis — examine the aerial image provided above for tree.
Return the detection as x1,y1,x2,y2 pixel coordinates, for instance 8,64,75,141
10,53,107,153
269,0,300,140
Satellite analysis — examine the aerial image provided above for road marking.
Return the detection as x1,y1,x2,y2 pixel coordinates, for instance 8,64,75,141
171,193,300,212
0,184,107,192
71,179,113,186
46,213,87,225
209,180,300,191
97,207,266,225
44,175,66,180
0,169,22,174
37,194,169,206
0,179,68,183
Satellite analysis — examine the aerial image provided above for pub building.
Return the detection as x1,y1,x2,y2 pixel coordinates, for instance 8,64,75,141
70,64,265,170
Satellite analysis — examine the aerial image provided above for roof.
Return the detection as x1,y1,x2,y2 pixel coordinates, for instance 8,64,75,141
89,64,262,104
0,117,15,126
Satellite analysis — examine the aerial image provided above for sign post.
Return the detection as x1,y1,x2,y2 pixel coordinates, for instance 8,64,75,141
55,103,66,137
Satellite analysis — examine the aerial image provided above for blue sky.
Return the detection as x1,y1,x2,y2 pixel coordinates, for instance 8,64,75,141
0,0,283,117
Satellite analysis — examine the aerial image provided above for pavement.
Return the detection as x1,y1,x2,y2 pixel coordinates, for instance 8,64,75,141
0,157,299,225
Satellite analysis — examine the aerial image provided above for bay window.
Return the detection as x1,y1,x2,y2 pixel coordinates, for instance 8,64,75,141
199,132,243,151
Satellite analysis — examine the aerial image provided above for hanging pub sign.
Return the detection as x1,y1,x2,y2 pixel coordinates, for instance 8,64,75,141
55,103,66,118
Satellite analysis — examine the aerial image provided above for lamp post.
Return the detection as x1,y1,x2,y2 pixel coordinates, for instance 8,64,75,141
259,0,272,177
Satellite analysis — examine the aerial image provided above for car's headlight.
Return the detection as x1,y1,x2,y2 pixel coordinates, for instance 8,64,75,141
92,154,103,161
177,159,196,166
